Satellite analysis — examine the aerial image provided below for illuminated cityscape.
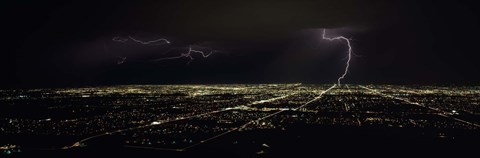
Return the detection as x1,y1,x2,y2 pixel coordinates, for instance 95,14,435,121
1,84,479,157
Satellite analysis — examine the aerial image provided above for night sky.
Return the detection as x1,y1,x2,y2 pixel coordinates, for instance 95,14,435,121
3,0,480,88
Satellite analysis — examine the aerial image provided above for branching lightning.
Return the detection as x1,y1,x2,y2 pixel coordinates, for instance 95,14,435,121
322,29,352,86
150,47,214,64
110,36,213,64
112,36,170,45
128,36,171,45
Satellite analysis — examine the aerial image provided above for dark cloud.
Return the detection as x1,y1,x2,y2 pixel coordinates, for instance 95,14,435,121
3,0,480,87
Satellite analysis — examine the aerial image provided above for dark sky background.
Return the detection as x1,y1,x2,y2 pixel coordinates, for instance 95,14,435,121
2,0,480,88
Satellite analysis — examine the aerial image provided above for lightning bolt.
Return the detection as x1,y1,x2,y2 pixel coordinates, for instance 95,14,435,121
110,36,213,64
112,36,170,45
150,46,214,64
322,29,352,86
128,36,170,45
